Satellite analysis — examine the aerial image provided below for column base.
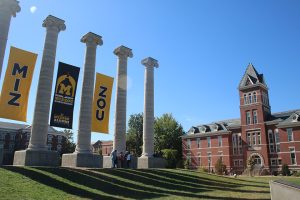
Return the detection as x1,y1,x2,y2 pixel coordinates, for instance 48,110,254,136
61,153,102,168
137,156,167,169
13,149,59,166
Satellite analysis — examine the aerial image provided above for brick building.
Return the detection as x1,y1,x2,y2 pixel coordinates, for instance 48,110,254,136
182,64,300,175
92,140,113,156
0,121,66,165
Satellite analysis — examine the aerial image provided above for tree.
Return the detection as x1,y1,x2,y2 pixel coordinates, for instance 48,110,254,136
247,156,255,176
215,158,227,175
61,129,76,154
162,149,178,168
154,113,184,161
126,113,143,156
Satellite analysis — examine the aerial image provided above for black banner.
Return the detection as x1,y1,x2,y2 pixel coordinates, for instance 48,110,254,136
50,62,80,129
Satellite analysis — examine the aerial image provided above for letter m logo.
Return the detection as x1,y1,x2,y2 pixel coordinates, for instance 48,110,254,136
12,63,28,78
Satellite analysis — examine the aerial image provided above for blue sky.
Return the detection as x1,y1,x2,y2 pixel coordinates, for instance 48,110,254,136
1,0,300,142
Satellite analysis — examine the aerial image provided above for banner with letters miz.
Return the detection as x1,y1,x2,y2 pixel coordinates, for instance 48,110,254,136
50,62,80,129
0,46,37,122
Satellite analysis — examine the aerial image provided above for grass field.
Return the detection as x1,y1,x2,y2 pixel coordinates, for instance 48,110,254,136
0,166,299,200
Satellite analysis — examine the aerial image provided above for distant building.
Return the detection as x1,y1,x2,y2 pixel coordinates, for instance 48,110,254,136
0,121,66,165
92,140,113,156
182,64,300,175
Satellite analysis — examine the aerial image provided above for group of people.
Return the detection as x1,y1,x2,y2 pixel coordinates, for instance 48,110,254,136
111,150,132,168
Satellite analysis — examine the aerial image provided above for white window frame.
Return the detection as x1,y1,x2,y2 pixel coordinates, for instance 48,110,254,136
207,137,211,148
248,93,252,104
257,132,261,145
253,92,257,103
253,110,258,124
197,138,201,149
246,111,251,125
218,136,222,147
289,147,297,165
287,128,294,142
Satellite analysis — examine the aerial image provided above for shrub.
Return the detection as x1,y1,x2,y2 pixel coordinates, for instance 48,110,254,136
215,158,227,175
162,149,178,168
260,169,270,176
292,171,300,177
281,164,291,176
198,166,209,173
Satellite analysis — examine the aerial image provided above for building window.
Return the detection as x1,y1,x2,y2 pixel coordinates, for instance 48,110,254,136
57,144,62,152
253,110,258,124
58,135,62,144
249,93,252,104
270,159,278,166
289,147,296,165
257,132,261,145
244,94,248,105
47,143,52,151
253,133,257,145
218,136,222,147
218,151,223,161
247,133,251,146
239,160,243,167
207,137,211,148
278,159,282,165
207,152,212,166
47,134,53,142
197,138,201,149
275,129,280,152
246,111,251,125
253,92,257,103
234,160,239,167
187,139,191,149
268,130,275,153
197,153,201,166
287,128,294,142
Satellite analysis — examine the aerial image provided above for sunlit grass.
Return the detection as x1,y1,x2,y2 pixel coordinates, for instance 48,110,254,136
0,166,299,200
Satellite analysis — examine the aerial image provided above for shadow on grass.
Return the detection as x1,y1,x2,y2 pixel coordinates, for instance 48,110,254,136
178,169,270,186
2,166,118,200
154,169,270,189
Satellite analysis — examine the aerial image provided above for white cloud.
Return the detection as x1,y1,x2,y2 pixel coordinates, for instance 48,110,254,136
30,6,37,14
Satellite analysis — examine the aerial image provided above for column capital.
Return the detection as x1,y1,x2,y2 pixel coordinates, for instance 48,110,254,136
141,57,159,68
0,0,21,17
81,32,103,46
42,15,66,32
114,45,133,59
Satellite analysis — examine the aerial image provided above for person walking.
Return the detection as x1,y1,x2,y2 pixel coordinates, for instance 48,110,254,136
111,149,117,168
119,152,124,168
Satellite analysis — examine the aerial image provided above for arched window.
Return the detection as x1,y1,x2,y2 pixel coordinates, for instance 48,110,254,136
244,94,248,105
249,93,252,104
253,92,257,103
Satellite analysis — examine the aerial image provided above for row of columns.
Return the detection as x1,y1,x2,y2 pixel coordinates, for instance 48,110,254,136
0,3,161,167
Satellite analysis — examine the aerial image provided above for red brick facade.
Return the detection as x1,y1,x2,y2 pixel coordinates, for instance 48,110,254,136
182,64,300,174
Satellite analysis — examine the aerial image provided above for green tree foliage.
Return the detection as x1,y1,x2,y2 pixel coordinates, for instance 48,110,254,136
154,113,184,160
61,129,76,155
215,158,227,175
126,113,143,156
162,149,178,168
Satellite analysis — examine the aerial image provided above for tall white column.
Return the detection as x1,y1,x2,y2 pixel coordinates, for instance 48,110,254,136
141,57,159,157
76,32,103,153
113,46,133,153
0,0,20,79
28,15,66,150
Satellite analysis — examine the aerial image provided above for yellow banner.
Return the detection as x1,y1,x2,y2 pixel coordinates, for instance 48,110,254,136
0,46,37,122
91,73,114,133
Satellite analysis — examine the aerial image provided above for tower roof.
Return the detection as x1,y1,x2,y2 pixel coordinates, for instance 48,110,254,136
239,63,267,89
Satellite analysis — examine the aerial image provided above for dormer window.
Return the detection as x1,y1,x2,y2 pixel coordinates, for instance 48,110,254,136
200,126,206,133
291,114,299,122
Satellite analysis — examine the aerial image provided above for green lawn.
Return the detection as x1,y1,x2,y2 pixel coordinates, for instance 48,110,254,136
0,166,299,200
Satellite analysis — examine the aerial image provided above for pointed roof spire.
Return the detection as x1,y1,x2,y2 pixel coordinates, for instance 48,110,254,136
239,63,268,89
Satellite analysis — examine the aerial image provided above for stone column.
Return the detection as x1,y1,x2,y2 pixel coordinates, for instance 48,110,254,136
0,0,20,79
13,15,65,166
61,32,103,168
138,57,166,169
113,46,133,153
141,57,158,157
